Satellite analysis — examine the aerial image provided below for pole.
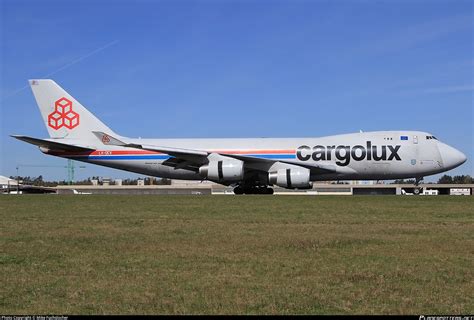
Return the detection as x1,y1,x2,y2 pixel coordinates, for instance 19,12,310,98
16,166,19,194
67,159,76,185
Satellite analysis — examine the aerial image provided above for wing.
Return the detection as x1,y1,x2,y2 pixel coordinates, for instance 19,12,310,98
92,131,208,163
92,131,337,175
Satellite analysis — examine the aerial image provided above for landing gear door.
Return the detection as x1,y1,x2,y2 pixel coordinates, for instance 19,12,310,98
413,135,418,144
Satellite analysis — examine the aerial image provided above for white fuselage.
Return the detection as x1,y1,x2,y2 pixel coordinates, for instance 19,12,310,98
45,131,465,182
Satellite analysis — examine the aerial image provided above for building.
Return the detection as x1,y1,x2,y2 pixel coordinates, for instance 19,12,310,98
1,175,56,194
0,176,18,193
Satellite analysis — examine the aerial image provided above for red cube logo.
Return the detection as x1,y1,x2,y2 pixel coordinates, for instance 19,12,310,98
48,97,80,130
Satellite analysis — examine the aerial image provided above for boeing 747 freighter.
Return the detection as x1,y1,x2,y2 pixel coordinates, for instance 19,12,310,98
12,80,467,194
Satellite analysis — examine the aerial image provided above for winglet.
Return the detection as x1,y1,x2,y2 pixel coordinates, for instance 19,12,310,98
92,131,127,146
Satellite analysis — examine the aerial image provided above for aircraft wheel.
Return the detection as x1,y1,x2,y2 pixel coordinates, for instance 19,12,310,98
250,187,259,194
234,187,244,195
239,187,273,195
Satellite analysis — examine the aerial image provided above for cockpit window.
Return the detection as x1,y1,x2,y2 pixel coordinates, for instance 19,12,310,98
426,135,438,140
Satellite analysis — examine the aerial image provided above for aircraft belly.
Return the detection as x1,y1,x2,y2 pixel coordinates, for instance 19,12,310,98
85,159,201,180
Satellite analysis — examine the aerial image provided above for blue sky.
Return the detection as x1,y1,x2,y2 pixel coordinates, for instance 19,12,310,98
1,0,473,182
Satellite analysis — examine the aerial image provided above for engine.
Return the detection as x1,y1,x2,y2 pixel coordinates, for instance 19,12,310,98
199,158,244,182
268,167,312,189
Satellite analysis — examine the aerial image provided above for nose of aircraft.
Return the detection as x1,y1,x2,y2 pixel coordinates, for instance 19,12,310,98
438,142,467,169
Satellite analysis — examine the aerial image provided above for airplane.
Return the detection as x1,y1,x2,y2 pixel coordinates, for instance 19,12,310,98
72,189,92,195
12,79,467,195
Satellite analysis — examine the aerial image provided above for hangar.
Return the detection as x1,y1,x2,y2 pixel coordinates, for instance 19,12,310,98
0,175,56,194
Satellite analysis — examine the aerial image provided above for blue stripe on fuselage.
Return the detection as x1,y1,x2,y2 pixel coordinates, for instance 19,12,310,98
71,154,296,160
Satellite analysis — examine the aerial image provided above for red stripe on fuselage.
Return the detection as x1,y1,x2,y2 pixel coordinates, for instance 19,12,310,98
48,149,296,157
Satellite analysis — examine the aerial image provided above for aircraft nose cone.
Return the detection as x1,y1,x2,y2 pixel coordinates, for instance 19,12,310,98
438,143,467,169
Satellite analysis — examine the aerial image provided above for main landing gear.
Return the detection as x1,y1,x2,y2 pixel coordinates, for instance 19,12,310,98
413,177,424,195
233,186,274,195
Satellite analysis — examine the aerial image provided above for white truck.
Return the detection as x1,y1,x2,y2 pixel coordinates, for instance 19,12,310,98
450,188,471,196
402,188,438,196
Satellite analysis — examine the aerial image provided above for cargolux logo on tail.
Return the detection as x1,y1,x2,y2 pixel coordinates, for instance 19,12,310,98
48,97,80,130
101,134,110,144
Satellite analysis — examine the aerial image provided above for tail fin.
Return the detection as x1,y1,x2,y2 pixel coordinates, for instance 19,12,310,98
29,79,116,141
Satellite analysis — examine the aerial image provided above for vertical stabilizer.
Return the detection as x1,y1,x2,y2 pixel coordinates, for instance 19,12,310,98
29,79,116,142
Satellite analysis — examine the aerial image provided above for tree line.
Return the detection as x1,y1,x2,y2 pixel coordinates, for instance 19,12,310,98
8,176,172,187
9,174,472,187
393,175,473,184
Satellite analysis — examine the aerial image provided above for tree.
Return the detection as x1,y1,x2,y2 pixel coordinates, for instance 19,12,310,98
156,178,172,185
452,175,473,184
438,175,453,184
392,179,416,184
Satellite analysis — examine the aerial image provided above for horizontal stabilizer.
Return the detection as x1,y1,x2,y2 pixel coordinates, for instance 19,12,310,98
11,135,95,152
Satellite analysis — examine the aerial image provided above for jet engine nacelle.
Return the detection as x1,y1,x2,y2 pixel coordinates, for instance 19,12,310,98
199,158,244,182
268,167,312,189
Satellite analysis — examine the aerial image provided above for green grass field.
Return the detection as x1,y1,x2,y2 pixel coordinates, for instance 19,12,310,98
1,195,473,314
